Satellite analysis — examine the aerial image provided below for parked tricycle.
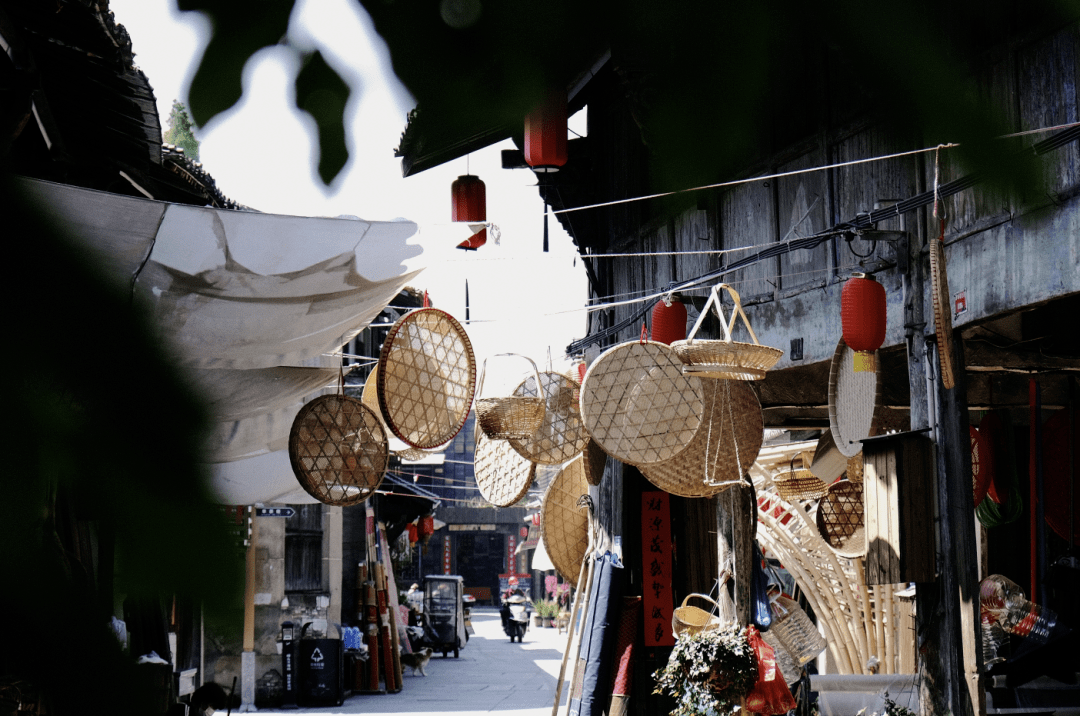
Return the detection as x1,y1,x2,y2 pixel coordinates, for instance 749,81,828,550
421,575,468,658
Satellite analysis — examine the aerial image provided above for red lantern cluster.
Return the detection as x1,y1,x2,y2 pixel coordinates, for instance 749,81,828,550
452,174,487,250
524,91,568,172
841,273,886,353
651,297,687,345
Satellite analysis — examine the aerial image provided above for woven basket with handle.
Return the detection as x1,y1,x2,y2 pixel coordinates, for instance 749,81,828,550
671,283,783,380
773,451,828,502
672,591,725,637
475,354,546,440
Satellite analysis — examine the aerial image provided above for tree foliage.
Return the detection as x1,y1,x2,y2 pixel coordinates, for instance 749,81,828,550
164,100,200,161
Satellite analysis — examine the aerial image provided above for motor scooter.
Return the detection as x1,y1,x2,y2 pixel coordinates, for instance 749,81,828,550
501,593,530,643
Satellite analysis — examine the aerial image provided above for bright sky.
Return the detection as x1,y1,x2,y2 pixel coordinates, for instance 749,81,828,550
109,0,589,387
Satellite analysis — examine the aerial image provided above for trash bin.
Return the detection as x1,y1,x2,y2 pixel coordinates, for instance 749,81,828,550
298,638,344,707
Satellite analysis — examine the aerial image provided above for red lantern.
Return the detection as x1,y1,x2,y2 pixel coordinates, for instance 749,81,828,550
452,174,487,250
841,273,886,353
651,297,687,345
524,91,568,172
407,523,418,543
419,514,435,537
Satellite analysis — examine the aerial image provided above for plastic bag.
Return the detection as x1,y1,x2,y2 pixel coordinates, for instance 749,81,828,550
744,625,797,715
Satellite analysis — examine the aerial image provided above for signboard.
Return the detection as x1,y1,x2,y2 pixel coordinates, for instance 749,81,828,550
255,507,296,518
442,535,452,574
508,535,517,574
448,523,497,531
642,492,675,646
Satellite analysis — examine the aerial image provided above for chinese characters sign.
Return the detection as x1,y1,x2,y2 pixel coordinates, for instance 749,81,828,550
443,535,452,574
642,492,675,646
508,535,517,574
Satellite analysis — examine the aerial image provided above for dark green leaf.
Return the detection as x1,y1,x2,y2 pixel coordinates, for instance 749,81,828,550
295,50,352,184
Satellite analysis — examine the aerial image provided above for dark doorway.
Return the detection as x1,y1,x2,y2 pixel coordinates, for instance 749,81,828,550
455,532,504,602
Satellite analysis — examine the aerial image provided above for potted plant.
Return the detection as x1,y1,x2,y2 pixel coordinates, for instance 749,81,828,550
652,623,757,716
534,598,559,627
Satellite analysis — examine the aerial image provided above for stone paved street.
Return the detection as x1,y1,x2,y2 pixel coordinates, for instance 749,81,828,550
259,608,571,715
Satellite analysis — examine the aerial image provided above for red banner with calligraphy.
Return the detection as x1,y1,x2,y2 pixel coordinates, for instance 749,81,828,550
443,535,452,574
642,491,675,646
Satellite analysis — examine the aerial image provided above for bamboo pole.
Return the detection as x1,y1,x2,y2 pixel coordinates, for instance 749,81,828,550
857,560,877,671
883,584,896,674
551,549,594,716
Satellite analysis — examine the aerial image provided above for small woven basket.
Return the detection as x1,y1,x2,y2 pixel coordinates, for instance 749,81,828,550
672,592,723,637
671,283,783,380
770,595,827,666
773,452,828,502
475,354,546,439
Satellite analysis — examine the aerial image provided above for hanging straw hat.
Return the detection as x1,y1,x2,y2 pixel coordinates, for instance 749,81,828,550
377,308,476,449
288,395,388,506
639,378,763,498
540,455,590,584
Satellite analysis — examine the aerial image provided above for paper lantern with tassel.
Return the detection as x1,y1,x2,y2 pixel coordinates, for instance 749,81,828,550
407,522,418,544
841,273,886,354
452,174,487,250
651,296,687,345
524,91,568,172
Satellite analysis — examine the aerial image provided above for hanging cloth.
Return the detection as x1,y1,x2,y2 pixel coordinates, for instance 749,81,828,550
569,552,625,716
607,596,643,716
976,410,1023,528
751,542,773,631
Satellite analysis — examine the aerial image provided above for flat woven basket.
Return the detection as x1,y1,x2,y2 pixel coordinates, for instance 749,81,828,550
671,283,783,380
474,432,535,507
773,451,828,502
827,337,882,458
640,378,763,498
288,395,388,506
815,479,865,558
377,308,476,449
929,238,956,390
580,340,704,466
540,455,590,584
507,371,589,465
581,438,608,486
475,353,546,440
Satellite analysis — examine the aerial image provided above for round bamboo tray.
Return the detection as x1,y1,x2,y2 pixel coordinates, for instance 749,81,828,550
508,371,589,464
288,395,388,505
827,337,882,458
474,432,535,507
581,437,608,486
377,308,476,449
540,455,590,584
929,239,956,390
816,479,865,558
580,340,704,466
639,378,763,498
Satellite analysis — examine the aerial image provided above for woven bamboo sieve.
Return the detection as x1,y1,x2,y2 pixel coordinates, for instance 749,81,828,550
671,283,783,380
377,308,476,449
474,432,535,507
288,395,388,506
540,455,590,584
580,340,704,466
816,479,866,558
475,354,546,440
581,438,608,486
770,594,828,666
639,378,763,498
773,451,828,502
507,371,589,465
827,337,882,459
364,365,435,460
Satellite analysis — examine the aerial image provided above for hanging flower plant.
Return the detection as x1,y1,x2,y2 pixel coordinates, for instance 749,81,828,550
652,623,758,716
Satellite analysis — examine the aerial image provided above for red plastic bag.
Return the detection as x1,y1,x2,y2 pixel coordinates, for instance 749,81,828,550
744,625,797,715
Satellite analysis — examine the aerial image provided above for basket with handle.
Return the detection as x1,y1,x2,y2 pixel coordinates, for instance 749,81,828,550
672,592,724,637
770,594,828,666
671,283,783,380
773,452,828,502
475,354,546,439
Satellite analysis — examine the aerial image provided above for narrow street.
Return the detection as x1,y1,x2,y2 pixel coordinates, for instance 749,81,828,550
260,608,571,715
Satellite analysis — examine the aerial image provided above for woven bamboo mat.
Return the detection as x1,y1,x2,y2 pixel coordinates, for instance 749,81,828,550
639,378,762,498
540,455,590,584
474,433,535,507
288,395,388,505
508,371,589,465
377,308,476,449
580,340,704,466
